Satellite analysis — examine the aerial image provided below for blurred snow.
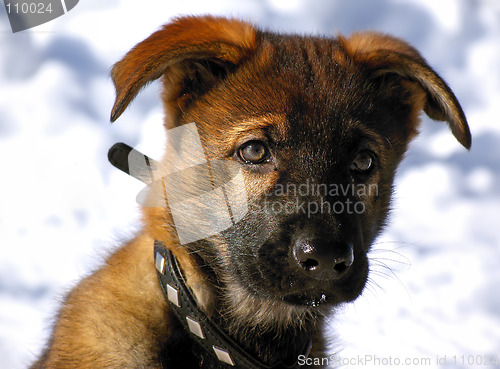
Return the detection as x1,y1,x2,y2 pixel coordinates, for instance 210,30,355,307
0,1,499,368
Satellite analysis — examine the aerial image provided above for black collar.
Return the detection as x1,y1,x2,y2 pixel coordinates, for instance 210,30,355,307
154,241,312,368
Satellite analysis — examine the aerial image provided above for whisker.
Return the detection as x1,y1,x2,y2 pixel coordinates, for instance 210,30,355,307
365,239,415,300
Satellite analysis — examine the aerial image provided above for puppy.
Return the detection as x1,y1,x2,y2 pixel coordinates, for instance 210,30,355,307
32,15,470,369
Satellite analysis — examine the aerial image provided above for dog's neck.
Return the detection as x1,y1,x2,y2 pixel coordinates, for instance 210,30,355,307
154,241,315,368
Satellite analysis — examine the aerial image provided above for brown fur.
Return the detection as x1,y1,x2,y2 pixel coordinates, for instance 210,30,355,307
32,16,470,369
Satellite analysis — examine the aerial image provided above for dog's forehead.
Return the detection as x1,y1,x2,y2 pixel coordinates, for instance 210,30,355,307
190,32,384,161
224,34,373,140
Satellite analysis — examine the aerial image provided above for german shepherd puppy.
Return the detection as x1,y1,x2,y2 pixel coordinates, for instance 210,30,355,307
32,15,470,369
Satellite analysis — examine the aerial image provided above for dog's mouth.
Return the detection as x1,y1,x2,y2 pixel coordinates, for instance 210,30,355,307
282,292,332,307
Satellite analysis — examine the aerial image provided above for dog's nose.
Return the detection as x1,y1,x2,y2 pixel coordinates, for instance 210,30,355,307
292,239,354,280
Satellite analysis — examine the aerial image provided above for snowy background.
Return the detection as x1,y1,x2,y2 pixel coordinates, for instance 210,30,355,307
1,0,499,368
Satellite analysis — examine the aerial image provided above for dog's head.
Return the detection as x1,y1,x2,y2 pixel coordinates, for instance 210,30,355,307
111,16,470,325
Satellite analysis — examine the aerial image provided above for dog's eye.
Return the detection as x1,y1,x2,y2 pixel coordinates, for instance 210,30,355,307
238,140,270,164
350,151,374,172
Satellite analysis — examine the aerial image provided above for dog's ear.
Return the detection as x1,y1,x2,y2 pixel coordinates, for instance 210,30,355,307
342,32,471,149
110,16,258,123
